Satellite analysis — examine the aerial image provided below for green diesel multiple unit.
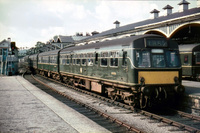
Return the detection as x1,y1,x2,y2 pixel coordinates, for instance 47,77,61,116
26,34,184,108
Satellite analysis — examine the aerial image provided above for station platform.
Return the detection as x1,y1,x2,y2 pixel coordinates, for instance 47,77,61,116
182,80,200,109
0,76,110,133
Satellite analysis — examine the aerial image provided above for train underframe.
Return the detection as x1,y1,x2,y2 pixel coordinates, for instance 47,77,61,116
35,69,184,108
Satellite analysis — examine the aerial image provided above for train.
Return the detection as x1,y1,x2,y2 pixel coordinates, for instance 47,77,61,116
24,34,185,108
179,44,200,81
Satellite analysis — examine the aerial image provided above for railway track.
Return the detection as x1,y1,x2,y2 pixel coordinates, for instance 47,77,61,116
24,74,142,133
24,73,200,133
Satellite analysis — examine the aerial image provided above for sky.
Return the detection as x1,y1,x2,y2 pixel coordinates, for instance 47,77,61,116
0,0,197,48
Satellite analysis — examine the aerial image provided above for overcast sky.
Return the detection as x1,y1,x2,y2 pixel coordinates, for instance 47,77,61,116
0,0,197,48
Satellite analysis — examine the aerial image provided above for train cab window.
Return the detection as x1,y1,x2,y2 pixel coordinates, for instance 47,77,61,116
136,50,150,67
151,49,166,68
110,51,119,67
184,55,188,64
166,51,180,67
195,52,200,64
101,52,108,66
87,53,94,66
122,51,128,66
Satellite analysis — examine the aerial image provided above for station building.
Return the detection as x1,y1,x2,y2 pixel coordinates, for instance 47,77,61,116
0,38,18,75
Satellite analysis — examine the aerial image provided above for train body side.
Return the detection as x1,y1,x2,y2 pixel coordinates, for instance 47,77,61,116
179,44,200,81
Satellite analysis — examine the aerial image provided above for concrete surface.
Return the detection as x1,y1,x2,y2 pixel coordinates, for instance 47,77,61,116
183,80,200,109
0,76,110,133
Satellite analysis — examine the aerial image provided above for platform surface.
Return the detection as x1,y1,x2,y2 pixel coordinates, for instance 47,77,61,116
183,80,200,98
0,76,110,133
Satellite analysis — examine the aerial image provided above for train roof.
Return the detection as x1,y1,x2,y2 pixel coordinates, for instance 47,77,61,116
179,44,200,52
29,54,38,58
38,49,60,56
60,34,164,53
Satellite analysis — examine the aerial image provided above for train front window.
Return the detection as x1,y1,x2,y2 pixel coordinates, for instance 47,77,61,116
151,49,166,68
165,51,181,67
136,50,151,67
135,49,180,68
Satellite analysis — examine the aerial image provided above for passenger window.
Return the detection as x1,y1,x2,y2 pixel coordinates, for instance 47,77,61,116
61,55,66,65
81,54,87,66
70,55,73,65
73,55,76,65
101,52,108,66
195,53,200,64
184,55,188,64
110,51,119,67
66,55,70,65
76,55,80,65
122,51,128,66
87,53,94,66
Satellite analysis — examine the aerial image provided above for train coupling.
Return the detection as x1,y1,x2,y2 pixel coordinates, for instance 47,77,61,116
174,85,185,94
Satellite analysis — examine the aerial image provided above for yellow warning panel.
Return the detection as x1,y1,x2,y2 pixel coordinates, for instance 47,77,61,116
138,71,179,84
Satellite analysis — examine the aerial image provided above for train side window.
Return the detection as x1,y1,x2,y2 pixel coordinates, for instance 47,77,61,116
122,51,128,66
101,52,108,66
195,53,200,64
70,55,73,65
110,51,119,67
87,53,94,66
61,55,65,65
66,55,70,65
76,54,80,65
184,55,188,64
95,53,98,65
136,50,150,67
73,55,76,65
82,54,87,66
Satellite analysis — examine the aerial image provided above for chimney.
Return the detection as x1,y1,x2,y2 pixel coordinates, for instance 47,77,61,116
150,9,160,19
7,37,11,43
163,5,173,15
178,0,190,12
114,20,120,28
91,31,99,36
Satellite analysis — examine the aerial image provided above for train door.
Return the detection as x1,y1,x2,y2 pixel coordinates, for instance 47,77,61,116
182,53,192,76
122,51,128,82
